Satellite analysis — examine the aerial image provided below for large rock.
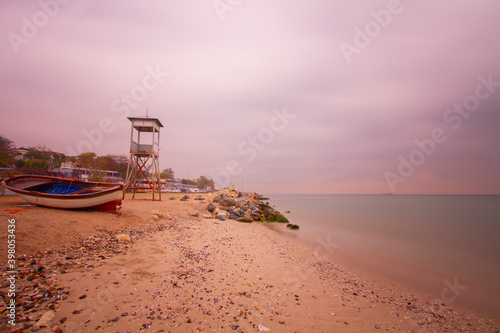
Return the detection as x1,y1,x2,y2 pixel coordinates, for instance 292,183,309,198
250,209,261,219
216,215,227,221
237,217,253,223
222,198,236,207
275,213,289,223
207,203,216,213
234,208,245,217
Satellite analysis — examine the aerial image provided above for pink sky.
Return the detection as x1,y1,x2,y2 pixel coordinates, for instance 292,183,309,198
1,0,500,194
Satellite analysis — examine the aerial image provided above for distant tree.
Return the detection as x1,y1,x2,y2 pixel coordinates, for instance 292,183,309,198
196,176,214,189
25,146,51,160
96,155,116,171
52,158,63,168
77,152,97,178
116,162,128,175
78,152,96,166
181,179,196,186
0,135,15,167
89,173,106,182
109,155,128,175
14,159,24,168
24,159,47,170
109,155,128,164
160,168,175,179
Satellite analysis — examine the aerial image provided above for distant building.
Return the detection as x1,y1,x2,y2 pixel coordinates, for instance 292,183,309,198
12,147,66,162
164,179,198,192
57,161,122,183
12,147,29,160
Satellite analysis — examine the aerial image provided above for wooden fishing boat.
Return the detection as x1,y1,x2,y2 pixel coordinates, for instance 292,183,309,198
1,175,123,212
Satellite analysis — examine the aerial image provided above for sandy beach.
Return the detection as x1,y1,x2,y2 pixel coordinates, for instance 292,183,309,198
1,192,499,332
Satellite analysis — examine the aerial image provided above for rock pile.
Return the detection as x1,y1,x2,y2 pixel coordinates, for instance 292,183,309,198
206,190,298,228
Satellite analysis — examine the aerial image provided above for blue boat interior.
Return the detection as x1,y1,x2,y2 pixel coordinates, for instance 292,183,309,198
27,183,91,195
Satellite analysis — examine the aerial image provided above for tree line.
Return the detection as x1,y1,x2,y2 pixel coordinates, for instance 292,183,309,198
0,135,215,189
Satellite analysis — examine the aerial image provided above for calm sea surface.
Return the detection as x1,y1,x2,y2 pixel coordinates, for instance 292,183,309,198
266,194,500,319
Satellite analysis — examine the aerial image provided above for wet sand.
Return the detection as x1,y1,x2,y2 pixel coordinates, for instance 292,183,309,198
0,193,498,332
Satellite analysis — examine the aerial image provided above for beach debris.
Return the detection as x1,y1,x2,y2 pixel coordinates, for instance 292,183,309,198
116,233,131,243
35,310,55,328
194,195,205,200
180,195,190,201
216,214,227,221
286,224,300,230
258,324,271,332
189,212,200,218
170,196,176,200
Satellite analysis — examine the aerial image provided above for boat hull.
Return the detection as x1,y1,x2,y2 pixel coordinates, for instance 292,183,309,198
1,175,123,212
16,192,122,211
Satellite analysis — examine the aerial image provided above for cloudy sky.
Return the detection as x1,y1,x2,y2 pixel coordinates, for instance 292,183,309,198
1,0,500,194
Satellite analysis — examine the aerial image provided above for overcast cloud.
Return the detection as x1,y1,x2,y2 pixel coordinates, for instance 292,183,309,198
1,0,499,194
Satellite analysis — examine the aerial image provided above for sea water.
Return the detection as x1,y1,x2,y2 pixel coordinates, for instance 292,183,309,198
266,194,500,319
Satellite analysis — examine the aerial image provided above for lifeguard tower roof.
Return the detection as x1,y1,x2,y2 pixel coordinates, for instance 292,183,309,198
127,117,164,132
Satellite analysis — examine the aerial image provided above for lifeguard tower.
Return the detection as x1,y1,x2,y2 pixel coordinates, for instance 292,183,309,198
123,116,163,201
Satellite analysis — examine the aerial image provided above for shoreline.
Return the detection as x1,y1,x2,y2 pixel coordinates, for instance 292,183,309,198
266,193,500,323
0,192,498,332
